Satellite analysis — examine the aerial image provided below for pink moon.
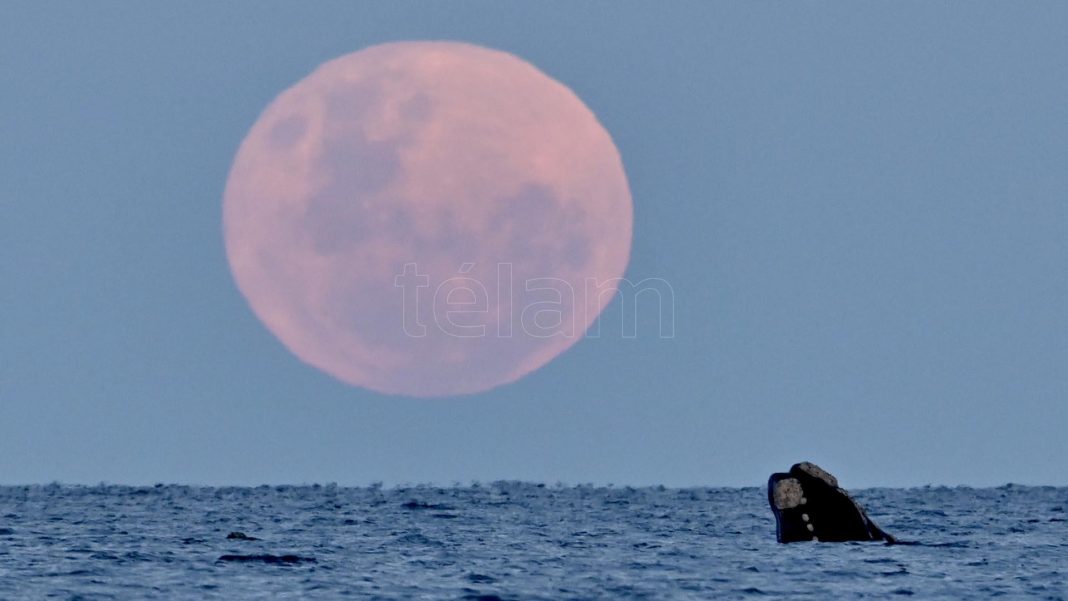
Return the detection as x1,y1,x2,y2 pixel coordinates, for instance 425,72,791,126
223,41,633,397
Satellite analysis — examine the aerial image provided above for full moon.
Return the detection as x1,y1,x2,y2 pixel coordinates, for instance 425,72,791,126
223,41,633,397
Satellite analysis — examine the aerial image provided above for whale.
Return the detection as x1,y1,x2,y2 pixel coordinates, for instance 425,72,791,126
768,461,895,543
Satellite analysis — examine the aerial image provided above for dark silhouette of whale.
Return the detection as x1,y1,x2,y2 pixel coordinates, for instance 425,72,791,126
768,461,895,543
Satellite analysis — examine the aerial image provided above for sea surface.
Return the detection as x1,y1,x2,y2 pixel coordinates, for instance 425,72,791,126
0,483,1064,599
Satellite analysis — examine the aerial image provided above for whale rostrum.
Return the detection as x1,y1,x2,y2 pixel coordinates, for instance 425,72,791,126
768,462,895,544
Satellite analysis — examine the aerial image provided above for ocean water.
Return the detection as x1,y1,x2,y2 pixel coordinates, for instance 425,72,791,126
0,483,1064,599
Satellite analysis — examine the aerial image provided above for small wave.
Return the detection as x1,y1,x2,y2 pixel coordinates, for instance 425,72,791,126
892,540,970,548
217,554,316,565
401,500,454,511
461,592,507,601
466,573,496,584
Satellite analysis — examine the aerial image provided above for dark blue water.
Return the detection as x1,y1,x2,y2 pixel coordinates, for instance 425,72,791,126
0,484,1064,599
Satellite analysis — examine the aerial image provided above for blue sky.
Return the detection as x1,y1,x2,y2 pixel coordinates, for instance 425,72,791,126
3,2,1067,487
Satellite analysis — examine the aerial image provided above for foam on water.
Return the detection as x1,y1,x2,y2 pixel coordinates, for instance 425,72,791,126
0,484,1064,599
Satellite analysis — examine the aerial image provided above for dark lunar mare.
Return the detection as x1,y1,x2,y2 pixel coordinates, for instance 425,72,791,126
768,462,895,543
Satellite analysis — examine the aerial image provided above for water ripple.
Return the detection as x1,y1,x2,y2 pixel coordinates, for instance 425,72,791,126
0,484,1065,598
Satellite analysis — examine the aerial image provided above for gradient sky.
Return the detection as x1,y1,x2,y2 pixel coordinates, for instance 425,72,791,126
3,2,1067,488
